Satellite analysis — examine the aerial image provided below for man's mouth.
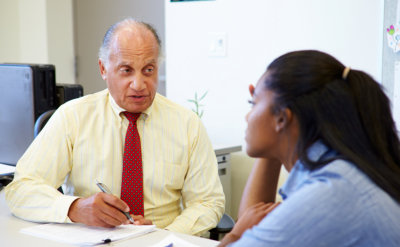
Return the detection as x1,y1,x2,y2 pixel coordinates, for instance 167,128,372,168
128,95,148,103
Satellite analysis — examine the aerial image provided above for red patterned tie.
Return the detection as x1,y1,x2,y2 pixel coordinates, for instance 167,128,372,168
121,112,144,216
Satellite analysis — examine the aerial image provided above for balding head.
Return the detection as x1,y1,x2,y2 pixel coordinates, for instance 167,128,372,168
98,18,161,67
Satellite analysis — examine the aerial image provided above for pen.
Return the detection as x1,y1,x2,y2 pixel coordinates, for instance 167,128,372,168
96,180,135,224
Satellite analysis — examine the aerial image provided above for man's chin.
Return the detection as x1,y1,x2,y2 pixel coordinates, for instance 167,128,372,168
125,102,152,113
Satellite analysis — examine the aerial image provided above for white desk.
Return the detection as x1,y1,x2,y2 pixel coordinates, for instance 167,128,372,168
0,191,219,247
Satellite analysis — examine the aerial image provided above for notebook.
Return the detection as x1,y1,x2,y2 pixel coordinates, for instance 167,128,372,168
21,223,156,246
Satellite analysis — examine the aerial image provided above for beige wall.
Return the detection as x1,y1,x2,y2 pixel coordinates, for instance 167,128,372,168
0,0,75,84
46,0,75,84
0,0,21,62
73,0,165,95
230,152,288,220
18,0,48,63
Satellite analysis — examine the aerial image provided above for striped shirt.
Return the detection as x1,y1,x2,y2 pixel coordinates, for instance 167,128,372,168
5,89,225,236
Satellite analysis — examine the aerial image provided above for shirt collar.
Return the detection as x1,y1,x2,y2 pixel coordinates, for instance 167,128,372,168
278,140,330,200
108,90,158,120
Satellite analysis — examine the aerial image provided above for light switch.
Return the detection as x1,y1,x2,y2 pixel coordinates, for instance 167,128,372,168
208,32,227,57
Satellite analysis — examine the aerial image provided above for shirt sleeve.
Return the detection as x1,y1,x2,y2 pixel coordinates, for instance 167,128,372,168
229,177,361,247
164,116,225,236
5,107,79,223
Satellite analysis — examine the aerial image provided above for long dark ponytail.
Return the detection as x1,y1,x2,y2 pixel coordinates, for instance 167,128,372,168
263,50,400,202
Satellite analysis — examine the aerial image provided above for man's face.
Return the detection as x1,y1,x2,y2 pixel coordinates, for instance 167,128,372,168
99,27,159,113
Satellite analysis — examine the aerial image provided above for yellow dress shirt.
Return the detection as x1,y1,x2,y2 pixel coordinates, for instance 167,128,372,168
5,89,225,236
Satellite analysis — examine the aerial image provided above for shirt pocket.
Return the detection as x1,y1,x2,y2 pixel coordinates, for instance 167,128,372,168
153,161,187,191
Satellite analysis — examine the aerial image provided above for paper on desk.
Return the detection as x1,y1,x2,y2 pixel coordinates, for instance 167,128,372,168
0,163,15,175
21,223,156,246
148,233,205,247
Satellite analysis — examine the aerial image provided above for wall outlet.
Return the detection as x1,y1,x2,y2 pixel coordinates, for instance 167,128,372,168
208,32,227,57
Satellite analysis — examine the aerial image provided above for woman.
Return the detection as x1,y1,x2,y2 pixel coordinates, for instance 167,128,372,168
220,50,400,246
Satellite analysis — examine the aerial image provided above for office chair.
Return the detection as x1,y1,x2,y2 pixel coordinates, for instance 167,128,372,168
209,213,235,240
34,110,56,138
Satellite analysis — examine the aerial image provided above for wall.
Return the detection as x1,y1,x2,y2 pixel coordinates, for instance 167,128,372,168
73,0,165,95
165,0,384,219
0,0,20,62
18,0,48,64
382,0,400,131
46,1,75,84
0,0,75,84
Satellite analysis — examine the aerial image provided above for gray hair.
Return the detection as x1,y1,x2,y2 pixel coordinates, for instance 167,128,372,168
98,18,162,66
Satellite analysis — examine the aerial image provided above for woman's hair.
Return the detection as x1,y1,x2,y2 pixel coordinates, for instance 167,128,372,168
263,50,400,202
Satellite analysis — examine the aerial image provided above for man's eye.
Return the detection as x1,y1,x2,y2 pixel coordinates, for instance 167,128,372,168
120,68,131,73
144,67,154,74
248,99,255,105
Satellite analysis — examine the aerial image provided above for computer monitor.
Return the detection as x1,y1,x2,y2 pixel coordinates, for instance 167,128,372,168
0,64,56,166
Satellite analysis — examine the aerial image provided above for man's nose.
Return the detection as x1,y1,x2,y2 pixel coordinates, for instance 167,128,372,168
129,76,145,91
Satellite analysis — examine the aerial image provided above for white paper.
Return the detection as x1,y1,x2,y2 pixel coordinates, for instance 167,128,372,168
0,163,15,175
21,223,156,246
148,233,207,247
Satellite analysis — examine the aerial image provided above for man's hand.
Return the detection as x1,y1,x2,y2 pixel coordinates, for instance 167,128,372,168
68,192,132,228
219,202,280,247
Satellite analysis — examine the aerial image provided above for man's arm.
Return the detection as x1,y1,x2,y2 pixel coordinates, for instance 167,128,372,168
165,118,225,236
5,107,137,227
5,108,78,223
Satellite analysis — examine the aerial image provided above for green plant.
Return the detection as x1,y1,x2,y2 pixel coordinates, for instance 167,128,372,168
187,91,208,118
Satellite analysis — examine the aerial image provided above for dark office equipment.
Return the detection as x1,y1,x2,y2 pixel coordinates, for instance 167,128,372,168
0,64,57,166
56,83,83,106
0,175,13,190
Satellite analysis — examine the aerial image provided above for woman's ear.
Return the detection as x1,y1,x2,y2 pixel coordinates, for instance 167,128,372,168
275,108,293,132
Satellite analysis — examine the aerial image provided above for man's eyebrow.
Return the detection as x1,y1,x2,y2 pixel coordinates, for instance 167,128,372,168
117,62,132,67
146,58,157,64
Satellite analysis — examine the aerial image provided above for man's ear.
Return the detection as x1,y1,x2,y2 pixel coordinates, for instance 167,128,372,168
275,108,293,132
99,59,107,80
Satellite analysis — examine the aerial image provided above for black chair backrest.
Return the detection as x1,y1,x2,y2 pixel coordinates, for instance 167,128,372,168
34,110,55,138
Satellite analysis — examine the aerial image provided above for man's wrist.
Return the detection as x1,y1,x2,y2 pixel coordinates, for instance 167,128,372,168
67,198,81,223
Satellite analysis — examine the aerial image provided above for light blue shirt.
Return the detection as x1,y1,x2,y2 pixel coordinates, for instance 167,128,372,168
231,141,400,247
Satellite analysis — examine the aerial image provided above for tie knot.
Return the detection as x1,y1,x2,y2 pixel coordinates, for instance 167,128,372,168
124,112,141,123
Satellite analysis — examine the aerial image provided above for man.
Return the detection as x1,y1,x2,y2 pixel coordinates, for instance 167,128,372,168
5,18,225,236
